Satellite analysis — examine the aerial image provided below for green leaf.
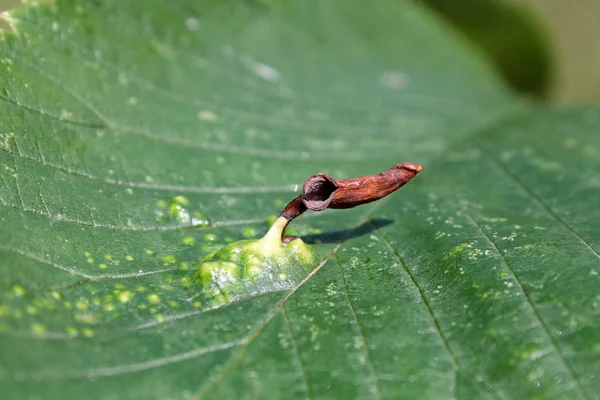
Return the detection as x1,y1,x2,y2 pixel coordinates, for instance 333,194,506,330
0,1,598,399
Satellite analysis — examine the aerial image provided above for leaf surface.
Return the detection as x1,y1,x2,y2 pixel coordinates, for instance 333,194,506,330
0,1,598,399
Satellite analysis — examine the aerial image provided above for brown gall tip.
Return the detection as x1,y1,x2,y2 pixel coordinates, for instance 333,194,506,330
279,161,423,242
302,173,338,211
396,162,423,173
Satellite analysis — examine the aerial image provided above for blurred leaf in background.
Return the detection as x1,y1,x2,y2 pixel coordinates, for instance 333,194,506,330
524,0,600,102
421,0,553,98
0,1,599,399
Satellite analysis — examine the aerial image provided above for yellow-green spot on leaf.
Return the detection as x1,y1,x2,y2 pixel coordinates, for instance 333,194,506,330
181,276,192,287
12,285,25,297
172,195,189,206
26,305,37,315
193,301,202,308
99,263,108,269
181,236,196,246
115,283,125,289
138,303,147,310
242,227,257,238
103,303,115,312
34,298,52,309
168,300,179,308
75,313,97,324
104,254,112,261
118,291,134,304
498,270,510,279
450,242,470,257
162,196,193,224
156,200,167,208
161,255,177,265
137,286,147,293
125,255,134,261
147,294,160,304
65,326,79,337
32,323,46,335
87,257,94,264
196,217,318,305
50,291,61,300
0,305,8,317
63,301,72,309
145,249,154,255
169,205,189,223
193,211,210,227
84,251,91,257
155,314,165,323
75,300,88,311
82,328,94,337
204,233,218,242
179,262,190,271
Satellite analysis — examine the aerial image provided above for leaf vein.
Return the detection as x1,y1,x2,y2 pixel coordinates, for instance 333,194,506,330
334,255,381,399
9,339,245,381
0,94,107,129
465,214,590,400
0,244,180,280
0,146,299,194
281,305,313,400
0,202,265,231
52,31,463,130
481,147,600,261
11,11,467,120
370,221,459,399
5,59,358,160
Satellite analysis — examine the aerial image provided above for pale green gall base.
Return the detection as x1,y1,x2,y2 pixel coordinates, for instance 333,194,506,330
195,217,318,304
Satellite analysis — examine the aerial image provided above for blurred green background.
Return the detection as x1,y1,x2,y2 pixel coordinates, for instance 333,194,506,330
1,0,598,103
524,0,600,102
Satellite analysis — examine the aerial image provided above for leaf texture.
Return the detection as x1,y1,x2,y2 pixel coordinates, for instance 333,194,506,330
0,1,598,399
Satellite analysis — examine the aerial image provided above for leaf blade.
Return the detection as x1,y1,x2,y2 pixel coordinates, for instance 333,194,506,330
1,1,598,400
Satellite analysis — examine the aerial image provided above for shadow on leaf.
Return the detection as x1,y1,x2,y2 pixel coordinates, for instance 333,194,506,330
302,218,393,244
